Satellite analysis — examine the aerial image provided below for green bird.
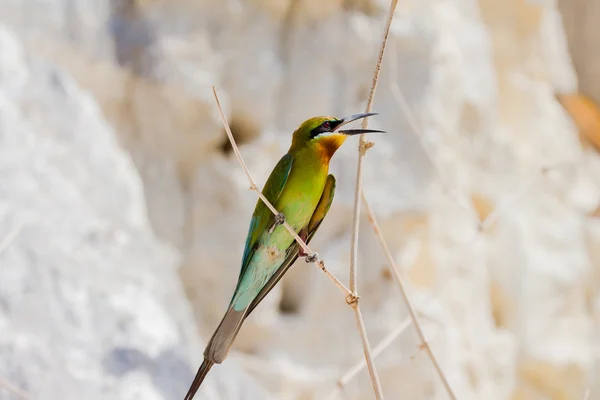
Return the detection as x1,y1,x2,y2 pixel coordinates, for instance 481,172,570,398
184,112,383,399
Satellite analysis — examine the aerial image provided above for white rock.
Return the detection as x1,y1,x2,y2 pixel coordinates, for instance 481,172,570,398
0,25,268,400
0,0,597,399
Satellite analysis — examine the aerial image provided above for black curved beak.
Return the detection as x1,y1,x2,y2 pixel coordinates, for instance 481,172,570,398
334,112,386,135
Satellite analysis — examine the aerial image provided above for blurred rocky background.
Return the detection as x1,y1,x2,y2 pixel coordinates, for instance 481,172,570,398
0,0,599,399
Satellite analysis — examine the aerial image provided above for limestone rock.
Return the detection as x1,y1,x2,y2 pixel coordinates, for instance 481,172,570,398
0,26,268,400
0,0,598,399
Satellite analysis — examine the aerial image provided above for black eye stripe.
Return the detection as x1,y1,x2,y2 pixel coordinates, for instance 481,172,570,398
310,120,337,138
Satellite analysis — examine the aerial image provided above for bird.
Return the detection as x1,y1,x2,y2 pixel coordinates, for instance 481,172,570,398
183,112,384,399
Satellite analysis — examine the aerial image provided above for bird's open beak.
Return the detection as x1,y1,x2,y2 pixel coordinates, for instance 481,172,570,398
334,112,386,135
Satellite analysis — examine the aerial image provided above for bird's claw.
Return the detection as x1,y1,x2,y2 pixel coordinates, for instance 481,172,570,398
268,213,286,234
304,252,319,263
274,213,285,225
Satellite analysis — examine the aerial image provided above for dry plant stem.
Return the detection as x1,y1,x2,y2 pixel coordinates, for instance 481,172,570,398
328,319,412,399
350,0,398,291
362,194,457,400
333,284,450,397
212,87,353,298
350,305,382,393
346,1,398,399
0,378,34,400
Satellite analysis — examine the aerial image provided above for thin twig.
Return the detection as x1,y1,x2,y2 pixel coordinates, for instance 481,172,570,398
344,0,400,398
347,1,399,399
0,378,35,400
362,194,457,399
349,304,381,396
330,296,436,398
212,87,353,299
328,319,411,399
351,0,398,292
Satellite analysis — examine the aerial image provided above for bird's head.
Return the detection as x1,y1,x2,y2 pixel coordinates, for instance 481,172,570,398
290,112,384,158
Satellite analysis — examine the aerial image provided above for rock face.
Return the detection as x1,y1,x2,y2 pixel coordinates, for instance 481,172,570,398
0,26,268,400
0,0,599,399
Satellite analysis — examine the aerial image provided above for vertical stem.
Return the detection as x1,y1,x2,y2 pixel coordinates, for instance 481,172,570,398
351,305,384,399
347,1,398,398
362,193,457,400
350,0,398,294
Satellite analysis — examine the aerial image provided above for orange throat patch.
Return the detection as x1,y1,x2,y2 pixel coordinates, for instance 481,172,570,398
318,134,347,160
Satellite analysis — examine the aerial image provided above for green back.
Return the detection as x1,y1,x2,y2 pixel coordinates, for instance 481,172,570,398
246,174,336,314
238,154,293,283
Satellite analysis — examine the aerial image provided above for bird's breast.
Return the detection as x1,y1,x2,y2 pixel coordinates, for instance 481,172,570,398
277,162,328,230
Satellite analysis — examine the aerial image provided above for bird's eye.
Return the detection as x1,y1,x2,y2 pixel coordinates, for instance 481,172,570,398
310,120,336,138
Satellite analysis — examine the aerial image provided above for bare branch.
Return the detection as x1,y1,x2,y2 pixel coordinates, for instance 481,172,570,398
361,193,457,399
346,1,399,398
351,0,399,292
328,318,412,399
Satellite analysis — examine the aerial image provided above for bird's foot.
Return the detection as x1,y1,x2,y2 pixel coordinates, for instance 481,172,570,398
304,252,319,263
268,213,286,234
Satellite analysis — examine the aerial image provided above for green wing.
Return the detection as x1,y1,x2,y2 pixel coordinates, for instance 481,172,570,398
202,154,294,366
237,154,293,281
306,174,336,242
246,174,336,315
202,172,333,367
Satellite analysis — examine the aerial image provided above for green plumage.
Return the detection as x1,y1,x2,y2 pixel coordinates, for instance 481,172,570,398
184,113,382,400
247,174,336,314
232,150,330,310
